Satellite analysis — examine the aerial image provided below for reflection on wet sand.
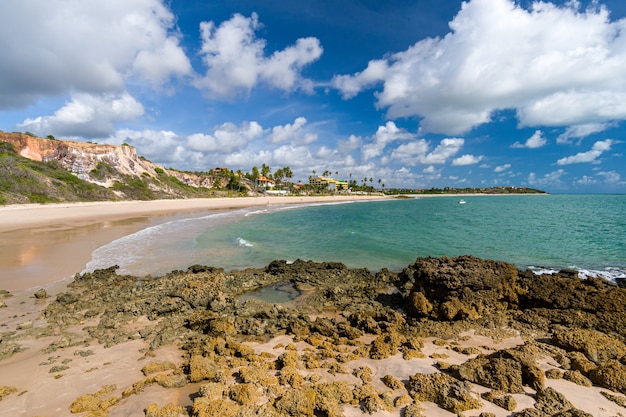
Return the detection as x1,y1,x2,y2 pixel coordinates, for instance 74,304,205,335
0,217,153,291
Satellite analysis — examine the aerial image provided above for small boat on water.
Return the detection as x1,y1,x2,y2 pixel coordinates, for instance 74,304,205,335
458,199,466,205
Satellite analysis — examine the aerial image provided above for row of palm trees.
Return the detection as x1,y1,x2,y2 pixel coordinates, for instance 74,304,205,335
214,165,386,194
245,164,294,186
312,170,385,192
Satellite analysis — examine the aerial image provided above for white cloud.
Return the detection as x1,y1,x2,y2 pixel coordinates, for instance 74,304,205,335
528,169,566,187
104,128,187,164
390,137,464,166
597,170,622,184
418,138,464,165
333,60,389,99
195,13,322,97
187,121,263,153
389,140,430,165
19,93,144,137
512,130,547,148
556,139,613,164
576,175,597,185
338,135,362,153
452,154,483,166
333,0,626,135
362,121,415,160
556,123,612,144
267,117,308,144
0,0,191,109
133,37,192,84
494,163,511,173
271,145,315,168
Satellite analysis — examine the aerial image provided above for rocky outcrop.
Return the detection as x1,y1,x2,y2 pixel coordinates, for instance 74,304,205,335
0,132,247,202
0,132,159,185
22,256,626,416
403,255,521,321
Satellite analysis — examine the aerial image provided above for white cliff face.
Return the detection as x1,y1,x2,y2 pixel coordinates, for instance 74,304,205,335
1,133,161,186
45,143,156,177
0,132,240,197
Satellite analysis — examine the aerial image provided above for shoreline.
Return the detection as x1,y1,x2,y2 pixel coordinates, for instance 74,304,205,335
0,195,387,292
0,195,389,233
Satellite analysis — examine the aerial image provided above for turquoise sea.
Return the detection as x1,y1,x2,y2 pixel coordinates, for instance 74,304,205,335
86,194,626,281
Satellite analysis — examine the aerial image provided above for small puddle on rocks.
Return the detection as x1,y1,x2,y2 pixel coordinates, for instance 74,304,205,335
238,282,301,304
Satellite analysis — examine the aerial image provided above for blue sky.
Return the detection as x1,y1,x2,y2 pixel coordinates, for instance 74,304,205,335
1,0,626,193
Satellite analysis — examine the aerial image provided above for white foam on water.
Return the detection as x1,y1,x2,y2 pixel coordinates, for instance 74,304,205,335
84,209,250,275
237,237,254,247
528,265,626,282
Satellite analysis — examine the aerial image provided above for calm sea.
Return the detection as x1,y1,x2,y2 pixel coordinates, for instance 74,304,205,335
85,194,626,281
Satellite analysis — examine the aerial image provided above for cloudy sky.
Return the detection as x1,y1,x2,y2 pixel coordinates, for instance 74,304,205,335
1,0,625,193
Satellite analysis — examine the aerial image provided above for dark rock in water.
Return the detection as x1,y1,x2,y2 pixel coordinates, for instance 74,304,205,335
617,278,626,288
187,265,224,274
403,255,520,321
33,289,48,299
402,255,626,340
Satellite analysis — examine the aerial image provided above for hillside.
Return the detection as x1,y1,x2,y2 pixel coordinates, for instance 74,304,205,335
0,132,243,205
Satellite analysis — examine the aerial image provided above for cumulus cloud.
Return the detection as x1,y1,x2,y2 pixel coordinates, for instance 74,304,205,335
418,138,464,165
556,123,613,144
0,0,191,109
576,175,597,185
195,13,322,97
333,0,626,135
338,135,362,153
512,130,547,148
362,121,415,160
19,93,144,138
390,137,464,166
390,140,430,165
104,129,190,165
452,154,483,166
597,170,622,184
267,117,308,144
494,164,511,173
556,139,614,164
187,121,263,153
528,169,566,188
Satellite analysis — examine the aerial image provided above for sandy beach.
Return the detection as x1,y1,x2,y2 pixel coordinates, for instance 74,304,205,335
0,195,386,292
1,195,625,417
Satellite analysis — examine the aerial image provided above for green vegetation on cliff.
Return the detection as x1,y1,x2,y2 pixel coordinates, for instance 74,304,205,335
0,142,116,205
0,141,219,205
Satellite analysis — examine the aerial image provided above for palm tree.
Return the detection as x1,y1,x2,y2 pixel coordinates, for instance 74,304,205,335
261,163,271,177
274,168,284,185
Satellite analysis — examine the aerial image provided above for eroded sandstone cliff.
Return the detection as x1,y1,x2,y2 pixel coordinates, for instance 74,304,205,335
0,132,159,186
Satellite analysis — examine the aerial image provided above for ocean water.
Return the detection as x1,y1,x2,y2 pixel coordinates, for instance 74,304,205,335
85,194,626,281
